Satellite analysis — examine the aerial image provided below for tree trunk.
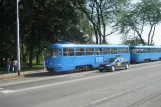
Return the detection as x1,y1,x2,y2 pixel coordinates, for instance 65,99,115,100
36,48,43,65
132,25,146,45
102,36,106,44
93,26,98,44
29,23,35,67
21,43,24,63
150,24,156,45
148,25,154,45
136,31,146,45
99,1,106,44
36,53,40,65
96,5,102,44
29,45,33,67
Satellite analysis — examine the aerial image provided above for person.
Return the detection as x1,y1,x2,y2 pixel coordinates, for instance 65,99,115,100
7,58,11,73
13,59,18,73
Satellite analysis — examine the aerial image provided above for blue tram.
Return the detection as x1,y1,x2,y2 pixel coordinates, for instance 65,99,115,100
130,46,161,63
45,44,130,72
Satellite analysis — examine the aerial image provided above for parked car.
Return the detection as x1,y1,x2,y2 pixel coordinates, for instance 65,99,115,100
98,57,129,72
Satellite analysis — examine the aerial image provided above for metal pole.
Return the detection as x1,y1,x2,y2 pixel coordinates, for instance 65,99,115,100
17,0,21,75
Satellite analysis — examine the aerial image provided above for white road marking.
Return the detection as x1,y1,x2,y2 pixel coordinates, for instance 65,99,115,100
0,90,15,94
90,85,144,105
1,63,161,94
0,70,97,87
67,75,85,79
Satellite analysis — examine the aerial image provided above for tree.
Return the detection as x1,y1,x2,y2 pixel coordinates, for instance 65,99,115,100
19,0,88,66
77,0,128,44
0,0,89,67
0,0,17,66
140,0,161,45
123,37,147,46
117,0,161,45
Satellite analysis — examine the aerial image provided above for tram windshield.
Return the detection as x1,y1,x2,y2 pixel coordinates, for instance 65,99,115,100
45,48,62,57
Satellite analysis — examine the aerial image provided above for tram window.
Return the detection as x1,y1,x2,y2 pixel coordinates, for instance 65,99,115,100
144,48,148,53
76,48,85,56
130,48,135,54
148,48,151,53
123,48,128,53
86,48,94,55
136,49,140,53
140,49,144,53
111,48,117,54
118,48,123,54
153,48,155,52
45,48,62,58
95,48,102,55
104,48,110,54
154,48,157,52
152,48,155,52
63,48,74,57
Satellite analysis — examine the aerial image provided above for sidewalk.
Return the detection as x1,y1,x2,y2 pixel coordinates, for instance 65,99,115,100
0,69,47,80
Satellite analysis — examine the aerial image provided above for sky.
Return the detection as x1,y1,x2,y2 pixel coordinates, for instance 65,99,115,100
106,25,161,46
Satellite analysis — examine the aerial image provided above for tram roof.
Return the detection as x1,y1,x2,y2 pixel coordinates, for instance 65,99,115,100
130,45,161,48
51,44,129,48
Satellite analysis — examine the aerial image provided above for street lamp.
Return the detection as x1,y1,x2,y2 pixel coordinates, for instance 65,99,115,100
17,0,21,75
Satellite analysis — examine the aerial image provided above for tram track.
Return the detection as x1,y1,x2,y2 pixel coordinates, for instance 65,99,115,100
81,78,161,107
128,90,161,107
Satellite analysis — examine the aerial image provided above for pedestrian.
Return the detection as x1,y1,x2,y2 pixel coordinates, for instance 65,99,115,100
13,59,18,73
7,58,11,73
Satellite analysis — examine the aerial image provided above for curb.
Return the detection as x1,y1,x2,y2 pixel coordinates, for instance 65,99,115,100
0,69,47,80
0,74,24,80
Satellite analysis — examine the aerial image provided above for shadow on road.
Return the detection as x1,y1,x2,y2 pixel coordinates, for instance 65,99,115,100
24,70,98,78
24,72,71,78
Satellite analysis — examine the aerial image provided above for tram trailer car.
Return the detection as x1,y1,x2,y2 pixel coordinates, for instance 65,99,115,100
130,46,161,63
45,44,130,73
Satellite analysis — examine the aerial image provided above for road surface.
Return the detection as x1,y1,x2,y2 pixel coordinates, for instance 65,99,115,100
0,61,161,107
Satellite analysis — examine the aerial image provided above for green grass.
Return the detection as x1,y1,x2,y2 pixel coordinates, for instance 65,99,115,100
21,64,44,72
0,64,44,74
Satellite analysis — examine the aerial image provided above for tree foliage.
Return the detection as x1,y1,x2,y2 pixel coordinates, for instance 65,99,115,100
0,0,88,67
117,0,161,45
77,0,129,44
123,37,147,46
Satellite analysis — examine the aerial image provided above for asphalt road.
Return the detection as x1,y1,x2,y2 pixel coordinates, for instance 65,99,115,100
1,61,161,107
